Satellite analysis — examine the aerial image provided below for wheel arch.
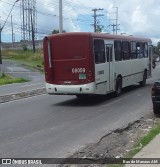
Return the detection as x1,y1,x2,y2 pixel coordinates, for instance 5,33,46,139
115,74,123,87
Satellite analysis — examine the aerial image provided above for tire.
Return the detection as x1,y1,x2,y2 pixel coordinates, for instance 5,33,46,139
115,77,122,97
139,71,147,87
153,104,160,117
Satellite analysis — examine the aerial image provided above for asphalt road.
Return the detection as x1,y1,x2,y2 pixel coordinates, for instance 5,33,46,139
0,60,45,95
0,65,160,159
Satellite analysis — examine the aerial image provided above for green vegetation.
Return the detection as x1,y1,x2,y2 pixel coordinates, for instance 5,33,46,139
126,121,160,158
108,121,160,167
153,41,160,55
2,49,44,70
52,29,66,34
0,74,28,86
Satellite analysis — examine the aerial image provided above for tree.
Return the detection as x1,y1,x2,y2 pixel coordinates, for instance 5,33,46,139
51,29,66,34
96,25,104,33
52,29,59,34
153,41,160,55
157,42,160,55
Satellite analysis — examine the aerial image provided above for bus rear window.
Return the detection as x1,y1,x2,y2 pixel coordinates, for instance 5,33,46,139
94,39,105,64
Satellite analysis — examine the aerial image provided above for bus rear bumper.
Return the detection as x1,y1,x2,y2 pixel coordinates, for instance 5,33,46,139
46,82,96,95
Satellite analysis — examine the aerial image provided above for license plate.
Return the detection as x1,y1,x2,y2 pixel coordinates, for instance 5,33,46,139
79,74,86,79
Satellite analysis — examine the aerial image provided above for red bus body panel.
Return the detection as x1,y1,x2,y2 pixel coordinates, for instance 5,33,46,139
43,33,95,85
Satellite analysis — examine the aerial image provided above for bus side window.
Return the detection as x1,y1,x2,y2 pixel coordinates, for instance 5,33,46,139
130,41,137,59
137,42,144,59
144,43,148,58
94,39,106,64
106,45,112,62
106,46,109,62
114,40,122,61
122,41,130,60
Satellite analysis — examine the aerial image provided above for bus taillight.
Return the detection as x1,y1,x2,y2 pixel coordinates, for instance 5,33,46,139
47,39,52,68
88,70,93,81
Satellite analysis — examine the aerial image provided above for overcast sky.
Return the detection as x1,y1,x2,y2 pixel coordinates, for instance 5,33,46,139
0,0,160,45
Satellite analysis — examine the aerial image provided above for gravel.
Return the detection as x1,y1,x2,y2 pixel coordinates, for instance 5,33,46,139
58,117,160,167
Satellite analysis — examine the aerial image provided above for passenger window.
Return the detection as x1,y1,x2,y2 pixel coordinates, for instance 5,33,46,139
94,39,106,64
106,45,112,62
114,40,122,61
137,42,144,59
122,41,130,60
130,41,137,59
144,43,148,58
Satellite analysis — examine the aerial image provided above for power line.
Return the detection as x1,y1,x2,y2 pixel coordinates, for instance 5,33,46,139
1,0,116,41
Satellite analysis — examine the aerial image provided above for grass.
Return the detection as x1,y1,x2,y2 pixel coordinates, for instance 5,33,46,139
125,121,160,158
108,120,160,167
2,49,44,70
0,74,28,86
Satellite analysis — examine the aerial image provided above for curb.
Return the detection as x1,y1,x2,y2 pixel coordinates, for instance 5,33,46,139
22,63,44,72
0,88,46,103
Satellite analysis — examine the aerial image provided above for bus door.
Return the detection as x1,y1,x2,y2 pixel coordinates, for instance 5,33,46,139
94,39,107,94
94,39,114,94
105,42,114,92
148,45,152,77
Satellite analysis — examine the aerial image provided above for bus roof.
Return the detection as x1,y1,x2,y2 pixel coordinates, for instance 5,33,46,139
47,32,152,43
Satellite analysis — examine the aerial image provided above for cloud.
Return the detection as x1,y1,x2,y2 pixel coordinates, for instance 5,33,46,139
0,0,160,44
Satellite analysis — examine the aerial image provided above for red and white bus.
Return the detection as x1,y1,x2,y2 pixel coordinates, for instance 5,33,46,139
43,32,152,97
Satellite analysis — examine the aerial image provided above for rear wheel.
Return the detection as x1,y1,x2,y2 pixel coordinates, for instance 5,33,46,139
153,104,160,117
115,77,122,97
139,71,147,87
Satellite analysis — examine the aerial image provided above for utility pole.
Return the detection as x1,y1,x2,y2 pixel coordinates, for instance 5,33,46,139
59,0,63,33
30,9,35,52
109,7,120,34
0,24,2,77
0,0,20,77
20,0,37,42
11,15,14,49
114,7,118,34
92,8,104,32
110,24,116,34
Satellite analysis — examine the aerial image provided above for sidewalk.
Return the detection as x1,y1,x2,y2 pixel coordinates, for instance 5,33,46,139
125,134,160,167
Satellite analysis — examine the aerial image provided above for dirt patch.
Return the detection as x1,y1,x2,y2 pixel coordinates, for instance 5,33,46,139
58,117,160,167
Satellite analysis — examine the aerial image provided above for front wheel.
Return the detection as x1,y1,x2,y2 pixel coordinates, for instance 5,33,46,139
115,77,122,97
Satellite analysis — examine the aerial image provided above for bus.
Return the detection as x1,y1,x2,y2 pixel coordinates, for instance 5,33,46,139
43,32,152,98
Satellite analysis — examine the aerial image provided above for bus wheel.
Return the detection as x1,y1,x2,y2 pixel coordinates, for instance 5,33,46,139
139,71,147,87
115,77,122,97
